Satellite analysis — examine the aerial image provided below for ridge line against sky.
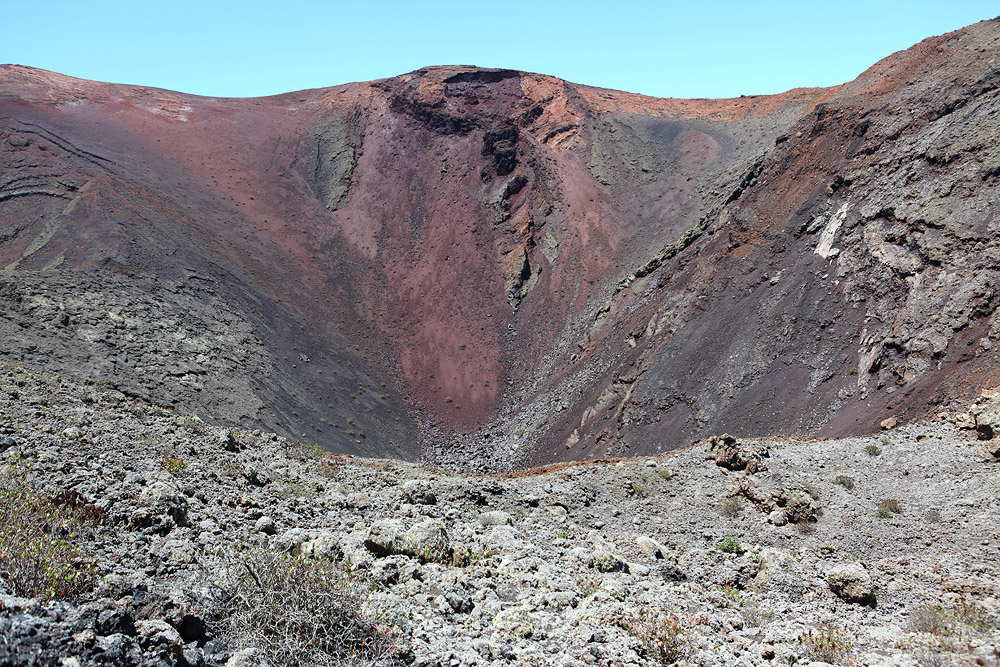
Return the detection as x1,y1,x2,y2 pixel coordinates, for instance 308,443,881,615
5,1,998,100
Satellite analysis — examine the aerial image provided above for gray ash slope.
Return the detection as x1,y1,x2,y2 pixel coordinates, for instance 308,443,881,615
1,364,998,665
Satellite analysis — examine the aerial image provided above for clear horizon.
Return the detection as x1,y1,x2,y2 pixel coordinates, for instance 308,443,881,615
4,1,998,100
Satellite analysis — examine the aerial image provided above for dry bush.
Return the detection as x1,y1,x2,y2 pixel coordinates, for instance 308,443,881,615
617,605,687,664
719,497,743,517
0,456,98,599
876,499,903,518
799,624,854,664
223,546,403,666
909,601,998,637
909,605,955,636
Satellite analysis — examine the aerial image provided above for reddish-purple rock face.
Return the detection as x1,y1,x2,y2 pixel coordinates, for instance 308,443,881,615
2,18,999,467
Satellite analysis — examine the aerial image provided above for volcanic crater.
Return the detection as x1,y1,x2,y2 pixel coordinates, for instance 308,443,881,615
2,18,1000,470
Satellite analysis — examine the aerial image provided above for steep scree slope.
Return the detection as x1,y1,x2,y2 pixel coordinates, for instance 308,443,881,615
0,18,998,468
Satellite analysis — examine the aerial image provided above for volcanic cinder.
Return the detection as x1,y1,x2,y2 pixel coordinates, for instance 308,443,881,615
2,18,999,469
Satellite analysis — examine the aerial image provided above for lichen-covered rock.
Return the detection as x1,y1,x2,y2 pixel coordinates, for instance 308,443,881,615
400,480,437,505
975,396,1000,440
299,531,342,559
402,519,452,563
827,562,876,606
365,519,452,562
493,607,535,639
364,519,406,557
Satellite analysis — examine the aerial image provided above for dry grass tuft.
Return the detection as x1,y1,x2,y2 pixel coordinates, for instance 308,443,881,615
222,546,404,665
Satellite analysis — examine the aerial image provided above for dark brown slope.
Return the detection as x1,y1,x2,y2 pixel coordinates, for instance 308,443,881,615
531,18,1000,465
1,18,997,468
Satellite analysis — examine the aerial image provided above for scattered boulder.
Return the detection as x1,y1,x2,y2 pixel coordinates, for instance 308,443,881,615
880,416,898,430
254,515,276,535
975,396,1000,440
134,618,183,659
400,480,437,505
364,520,406,557
705,434,769,473
732,477,820,525
827,562,876,606
364,519,453,562
402,519,453,562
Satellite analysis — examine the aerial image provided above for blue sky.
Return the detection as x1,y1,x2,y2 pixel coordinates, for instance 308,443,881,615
5,1,997,99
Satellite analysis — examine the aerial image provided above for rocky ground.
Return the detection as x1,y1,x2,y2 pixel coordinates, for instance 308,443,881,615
1,362,999,666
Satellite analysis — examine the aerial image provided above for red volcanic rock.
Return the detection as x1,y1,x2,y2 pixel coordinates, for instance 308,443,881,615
1,18,999,468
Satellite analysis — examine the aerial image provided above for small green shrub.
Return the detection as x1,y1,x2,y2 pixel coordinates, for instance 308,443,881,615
162,455,186,474
618,605,686,664
799,624,854,664
657,469,673,480
292,439,325,460
0,457,98,599
865,444,882,457
451,546,493,568
717,536,746,555
833,475,855,490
